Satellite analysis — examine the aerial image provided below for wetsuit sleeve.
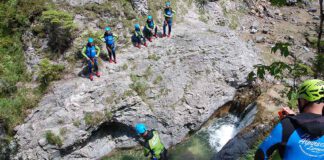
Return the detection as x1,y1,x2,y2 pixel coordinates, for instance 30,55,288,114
113,34,119,41
100,34,105,42
81,46,88,59
255,123,283,160
95,46,101,57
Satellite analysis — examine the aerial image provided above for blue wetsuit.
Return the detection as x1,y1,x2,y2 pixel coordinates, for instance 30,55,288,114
144,20,157,38
104,32,116,61
255,113,324,160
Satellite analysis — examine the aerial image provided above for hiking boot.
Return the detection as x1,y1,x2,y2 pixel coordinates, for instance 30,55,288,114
162,34,166,38
89,74,94,81
114,59,117,64
109,59,113,63
167,34,171,38
148,38,152,42
154,34,158,38
95,72,101,77
144,43,148,47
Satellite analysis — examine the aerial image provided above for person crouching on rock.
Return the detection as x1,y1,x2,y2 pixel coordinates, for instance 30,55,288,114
82,38,101,81
144,15,158,42
101,27,118,64
135,123,168,160
134,24,147,48
254,79,324,160
163,1,176,38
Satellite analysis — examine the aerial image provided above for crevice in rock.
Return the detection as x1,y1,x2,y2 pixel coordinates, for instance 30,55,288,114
59,121,136,156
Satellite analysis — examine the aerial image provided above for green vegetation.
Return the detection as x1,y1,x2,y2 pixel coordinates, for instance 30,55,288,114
153,75,163,85
248,43,315,109
84,112,105,126
122,64,128,70
45,130,63,147
148,54,160,61
73,119,81,127
270,0,287,6
59,127,68,136
37,58,65,89
130,74,149,97
41,10,76,53
103,148,145,160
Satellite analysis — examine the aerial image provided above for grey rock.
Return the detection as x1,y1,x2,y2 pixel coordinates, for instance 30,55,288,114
131,0,148,15
313,16,320,20
52,0,107,6
13,4,262,160
262,27,270,34
308,8,317,13
286,0,298,5
255,36,266,43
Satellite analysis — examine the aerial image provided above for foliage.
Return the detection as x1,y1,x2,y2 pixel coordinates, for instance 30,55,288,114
248,42,315,108
41,10,76,53
270,0,287,6
130,74,148,97
37,58,65,88
45,131,63,147
314,54,324,78
84,112,105,126
153,75,163,85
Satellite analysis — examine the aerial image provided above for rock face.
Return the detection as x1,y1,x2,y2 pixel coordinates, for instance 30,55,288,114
13,2,261,160
52,0,107,6
131,0,148,15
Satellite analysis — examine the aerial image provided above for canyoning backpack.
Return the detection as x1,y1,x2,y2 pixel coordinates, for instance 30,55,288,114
86,45,97,58
104,33,115,45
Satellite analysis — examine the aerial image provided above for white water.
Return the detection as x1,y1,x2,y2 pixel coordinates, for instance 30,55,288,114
206,103,257,152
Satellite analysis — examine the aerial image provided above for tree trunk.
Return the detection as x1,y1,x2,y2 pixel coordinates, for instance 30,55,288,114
317,0,324,54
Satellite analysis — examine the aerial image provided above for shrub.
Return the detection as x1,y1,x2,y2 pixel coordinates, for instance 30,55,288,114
45,131,63,147
84,112,105,126
37,58,65,88
41,10,76,53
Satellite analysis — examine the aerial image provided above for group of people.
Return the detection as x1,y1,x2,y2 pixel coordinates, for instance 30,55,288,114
82,2,175,81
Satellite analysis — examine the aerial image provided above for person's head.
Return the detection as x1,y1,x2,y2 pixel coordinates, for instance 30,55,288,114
105,27,111,33
147,15,153,22
135,123,148,137
134,24,140,30
297,79,324,114
165,1,171,8
88,38,94,46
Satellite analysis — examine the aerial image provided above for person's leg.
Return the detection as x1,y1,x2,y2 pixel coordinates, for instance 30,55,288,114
107,45,112,63
88,59,93,80
112,44,116,63
168,20,172,37
94,58,98,72
163,20,167,36
154,26,158,37
159,149,168,160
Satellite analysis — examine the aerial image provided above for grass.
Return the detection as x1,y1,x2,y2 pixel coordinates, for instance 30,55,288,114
84,112,105,126
148,54,160,61
130,74,149,97
143,66,153,80
45,130,63,147
73,119,81,127
122,64,128,70
153,75,163,85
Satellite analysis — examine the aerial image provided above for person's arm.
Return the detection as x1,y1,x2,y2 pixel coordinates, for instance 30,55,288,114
100,34,105,42
95,46,101,57
255,123,283,160
82,47,89,59
113,34,119,41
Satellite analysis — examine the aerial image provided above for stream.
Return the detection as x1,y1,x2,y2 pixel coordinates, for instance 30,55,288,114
107,103,257,160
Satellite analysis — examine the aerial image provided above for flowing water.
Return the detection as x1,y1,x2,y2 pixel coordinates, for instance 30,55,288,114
107,103,257,160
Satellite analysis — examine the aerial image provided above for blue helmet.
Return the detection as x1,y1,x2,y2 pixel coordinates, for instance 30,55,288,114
147,15,153,21
134,24,140,29
135,123,147,135
166,1,171,7
88,38,94,43
105,27,111,31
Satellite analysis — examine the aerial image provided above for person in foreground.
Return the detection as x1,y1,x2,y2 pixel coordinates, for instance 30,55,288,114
135,123,168,160
255,79,324,160
82,38,101,81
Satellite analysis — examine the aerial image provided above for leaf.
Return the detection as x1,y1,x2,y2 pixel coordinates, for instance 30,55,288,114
247,71,256,82
271,43,291,57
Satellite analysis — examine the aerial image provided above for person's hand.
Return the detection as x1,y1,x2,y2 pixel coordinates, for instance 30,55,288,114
278,107,296,120
86,57,90,61
282,107,296,115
